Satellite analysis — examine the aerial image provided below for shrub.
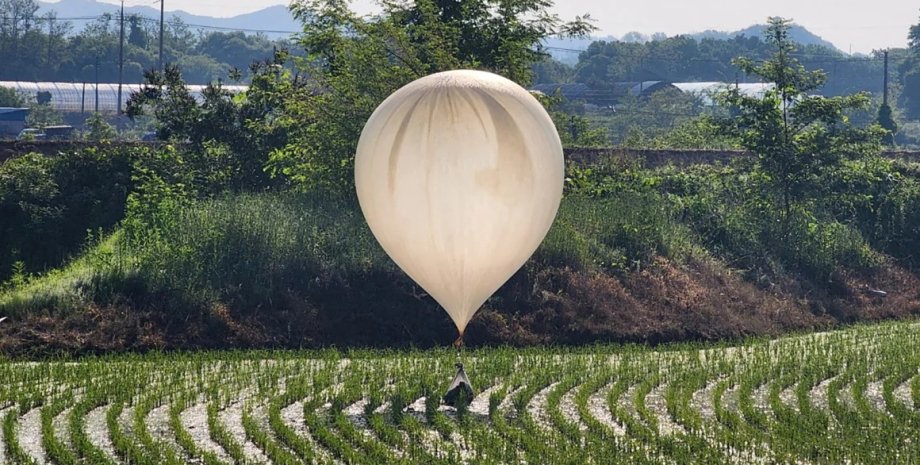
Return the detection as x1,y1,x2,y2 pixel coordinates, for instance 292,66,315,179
123,192,387,309
0,147,136,282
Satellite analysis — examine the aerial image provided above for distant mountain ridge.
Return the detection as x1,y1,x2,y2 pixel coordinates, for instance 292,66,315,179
545,23,842,65
37,0,301,37
691,24,839,51
38,1,841,58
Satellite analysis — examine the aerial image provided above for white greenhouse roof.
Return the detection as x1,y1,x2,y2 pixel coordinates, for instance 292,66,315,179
0,81,248,114
672,82,775,105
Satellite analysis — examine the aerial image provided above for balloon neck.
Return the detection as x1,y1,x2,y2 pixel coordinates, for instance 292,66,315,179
453,333,464,350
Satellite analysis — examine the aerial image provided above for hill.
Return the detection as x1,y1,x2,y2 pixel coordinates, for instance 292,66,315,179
38,0,300,37
692,23,840,51
545,23,842,65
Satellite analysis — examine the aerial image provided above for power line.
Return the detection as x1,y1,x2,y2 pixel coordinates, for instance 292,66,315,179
0,15,107,21
0,14,299,35
130,16,298,34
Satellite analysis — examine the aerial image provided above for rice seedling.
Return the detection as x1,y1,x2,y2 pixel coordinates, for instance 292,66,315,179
0,319,917,464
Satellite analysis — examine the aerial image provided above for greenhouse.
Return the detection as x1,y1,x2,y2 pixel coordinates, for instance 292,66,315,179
0,81,249,114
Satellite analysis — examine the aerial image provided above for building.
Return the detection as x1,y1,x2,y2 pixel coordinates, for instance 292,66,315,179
671,82,776,106
532,81,777,109
533,81,684,108
0,81,249,115
0,107,28,137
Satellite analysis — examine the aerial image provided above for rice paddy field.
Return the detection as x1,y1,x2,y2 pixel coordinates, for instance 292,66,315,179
1,320,918,465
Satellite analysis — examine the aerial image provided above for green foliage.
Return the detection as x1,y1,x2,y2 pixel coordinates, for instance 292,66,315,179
877,103,897,145
268,0,594,192
0,147,136,282
121,191,386,309
0,86,24,107
536,92,609,147
623,117,740,150
715,17,884,232
555,113,610,147
910,11,920,51
572,32,882,97
25,102,63,129
0,1,288,84
591,88,710,146
902,69,920,120
83,112,116,141
538,192,696,272
127,59,291,191
122,145,195,247
0,153,63,278
533,56,574,84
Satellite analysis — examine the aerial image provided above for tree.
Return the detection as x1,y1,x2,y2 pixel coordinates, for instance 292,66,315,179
267,0,594,191
83,112,116,141
0,87,24,107
197,31,276,76
25,102,62,129
715,17,884,229
877,102,897,145
127,14,147,48
904,70,920,120
910,11,920,51
127,56,292,191
0,0,56,80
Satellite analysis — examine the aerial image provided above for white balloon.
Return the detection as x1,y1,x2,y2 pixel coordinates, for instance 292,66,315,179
355,70,564,335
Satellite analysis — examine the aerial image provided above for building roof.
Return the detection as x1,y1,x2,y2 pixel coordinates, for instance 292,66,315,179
531,81,675,107
0,107,28,121
0,82,249,114
672,82,775,105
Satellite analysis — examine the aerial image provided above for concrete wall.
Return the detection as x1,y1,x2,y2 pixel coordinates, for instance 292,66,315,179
2,141,919,166
564,147,920,167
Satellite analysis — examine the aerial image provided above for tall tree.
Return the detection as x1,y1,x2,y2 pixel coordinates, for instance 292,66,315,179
0,0,41,79
909,11,920,51
268,0,594,191
877,102,897,145
715,17,884,228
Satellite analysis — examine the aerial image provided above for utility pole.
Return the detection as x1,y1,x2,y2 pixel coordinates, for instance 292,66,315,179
883,50,889,106
117,1,125,115
158,0,165,72
94,56,100,113
47,15,54,66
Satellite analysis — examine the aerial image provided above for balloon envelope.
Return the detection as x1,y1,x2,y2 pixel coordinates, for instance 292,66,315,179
355,70,564,335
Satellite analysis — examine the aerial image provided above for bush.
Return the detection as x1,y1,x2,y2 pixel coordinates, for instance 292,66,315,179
122,192,387,309
0,147,137,282
538,193,696,272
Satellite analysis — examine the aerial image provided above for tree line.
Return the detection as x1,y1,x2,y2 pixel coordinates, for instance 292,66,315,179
0,0,287,85
537,13,920,123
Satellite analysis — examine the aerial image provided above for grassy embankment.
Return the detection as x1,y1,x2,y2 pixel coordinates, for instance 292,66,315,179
2,149,919,354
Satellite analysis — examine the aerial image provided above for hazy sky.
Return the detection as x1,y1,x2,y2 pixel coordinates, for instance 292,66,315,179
85,0,918,54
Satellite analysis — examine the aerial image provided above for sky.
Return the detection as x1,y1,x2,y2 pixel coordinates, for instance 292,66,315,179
77,0,918,54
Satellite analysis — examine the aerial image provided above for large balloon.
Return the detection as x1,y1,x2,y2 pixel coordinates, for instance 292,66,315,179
355,70,564,336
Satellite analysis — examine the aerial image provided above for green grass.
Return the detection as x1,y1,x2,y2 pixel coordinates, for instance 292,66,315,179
1,189,699,317
0,320,918,464
0,231,134,317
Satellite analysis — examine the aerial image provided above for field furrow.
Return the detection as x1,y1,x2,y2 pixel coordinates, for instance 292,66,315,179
180,402,234,463
20,407,47,464
219,402,270,465
85,404,120,463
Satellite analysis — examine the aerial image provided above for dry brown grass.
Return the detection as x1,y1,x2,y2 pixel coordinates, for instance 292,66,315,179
2,256,919,355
